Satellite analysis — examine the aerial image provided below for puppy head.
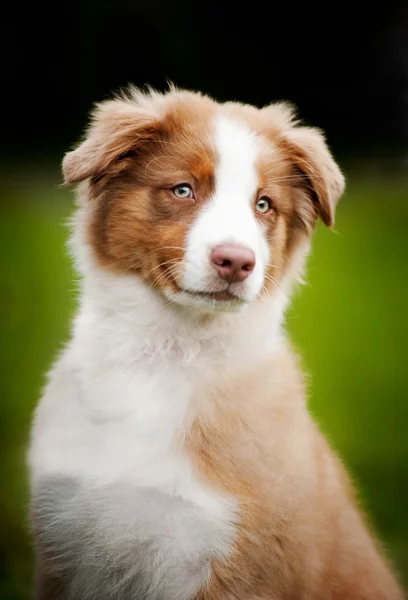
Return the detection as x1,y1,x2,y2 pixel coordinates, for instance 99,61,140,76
63,87,344,312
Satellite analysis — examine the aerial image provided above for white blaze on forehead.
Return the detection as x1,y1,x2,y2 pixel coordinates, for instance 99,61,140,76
181,115,270,304
214,115,261,204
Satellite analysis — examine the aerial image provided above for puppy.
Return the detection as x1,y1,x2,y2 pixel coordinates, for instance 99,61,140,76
28,87,404,600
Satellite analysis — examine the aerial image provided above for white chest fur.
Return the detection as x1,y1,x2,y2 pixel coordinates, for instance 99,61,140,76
30,351,236,600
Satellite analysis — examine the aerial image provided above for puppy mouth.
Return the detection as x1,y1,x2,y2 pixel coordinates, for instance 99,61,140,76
164,269,243,303
183,288,241,302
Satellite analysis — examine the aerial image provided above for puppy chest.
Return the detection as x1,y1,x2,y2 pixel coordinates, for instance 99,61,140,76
31,365,237,597
33,474,236,600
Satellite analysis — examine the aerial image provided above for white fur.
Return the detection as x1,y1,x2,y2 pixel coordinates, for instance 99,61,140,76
175,115,269,312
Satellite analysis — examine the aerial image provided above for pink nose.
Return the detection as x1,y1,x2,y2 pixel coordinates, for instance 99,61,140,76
210,244,256,283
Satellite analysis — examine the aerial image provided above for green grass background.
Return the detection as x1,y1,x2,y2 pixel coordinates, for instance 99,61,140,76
0,168,407,598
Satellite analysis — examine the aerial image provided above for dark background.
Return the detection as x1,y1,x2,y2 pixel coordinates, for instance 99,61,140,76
1,2,408,598
3,1,408,160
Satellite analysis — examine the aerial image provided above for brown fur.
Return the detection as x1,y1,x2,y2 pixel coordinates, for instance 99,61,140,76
186,346,403,599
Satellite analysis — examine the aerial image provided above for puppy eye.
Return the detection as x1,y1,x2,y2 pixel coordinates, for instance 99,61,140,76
256,197,272,214
173,184,194,199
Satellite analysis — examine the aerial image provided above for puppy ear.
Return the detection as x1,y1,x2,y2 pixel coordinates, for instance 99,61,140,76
62,99,160,185
284,126,345,228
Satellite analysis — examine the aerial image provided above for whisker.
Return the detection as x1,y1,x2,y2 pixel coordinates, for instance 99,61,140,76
150,270,173,289
149,258,181,275
116,263,139,278
144,246,185,257
263,273,283,293
150,264,185,289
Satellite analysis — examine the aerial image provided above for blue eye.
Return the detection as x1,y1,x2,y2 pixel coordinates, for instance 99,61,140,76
173,184,194,199
256,197,271,214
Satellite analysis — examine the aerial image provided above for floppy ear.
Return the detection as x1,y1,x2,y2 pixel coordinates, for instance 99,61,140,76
62,99,160,185
284,126,345,227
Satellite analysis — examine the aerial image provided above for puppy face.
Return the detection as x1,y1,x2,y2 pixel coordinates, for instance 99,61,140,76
63,88,344,312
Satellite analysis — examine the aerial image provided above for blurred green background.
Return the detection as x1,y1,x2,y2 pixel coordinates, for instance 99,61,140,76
0,166,407,598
